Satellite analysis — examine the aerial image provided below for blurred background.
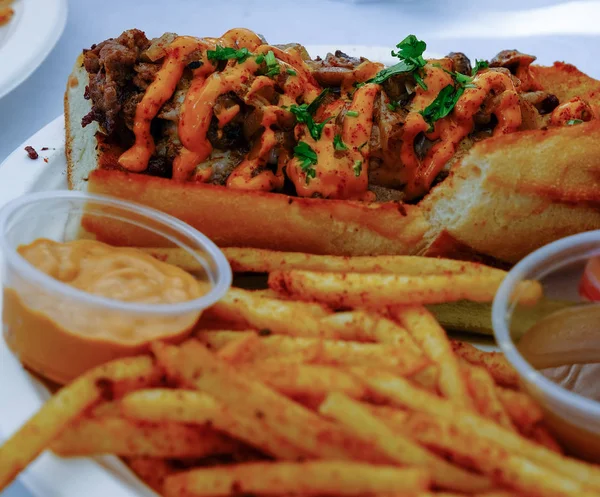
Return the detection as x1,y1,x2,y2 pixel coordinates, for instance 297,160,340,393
1,0,600,493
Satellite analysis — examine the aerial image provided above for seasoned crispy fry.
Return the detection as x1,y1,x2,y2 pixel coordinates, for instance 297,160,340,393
89,401,123,418
451,340,520,389
475,493,519,497
496,386,544,433
398,412,591,497
462,363,515,431
269,270,542,308
163,461,430,497
153,341,391,462
205,287,336,338
393,306,471,409
216,332,262,362
529,424,564,454
125,457,174,494
144,246,515,281
320,393,493,493
51,416,238,457
197,331,429,374
121,389,304,459
319,311,422,352
237,363,368,402
358,371,600,490
0,356,156,491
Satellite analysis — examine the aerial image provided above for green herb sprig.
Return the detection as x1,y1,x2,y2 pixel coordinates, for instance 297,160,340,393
365,35,428,89
294,142,318,183
207,46,251,63
333,134,348,151
289,89,332,141
264,50,280,78
420,58,489,130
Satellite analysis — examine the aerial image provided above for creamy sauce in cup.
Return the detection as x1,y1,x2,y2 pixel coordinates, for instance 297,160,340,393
3,238,206,384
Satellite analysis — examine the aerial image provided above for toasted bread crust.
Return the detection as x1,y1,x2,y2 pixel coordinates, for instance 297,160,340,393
86,169,430,255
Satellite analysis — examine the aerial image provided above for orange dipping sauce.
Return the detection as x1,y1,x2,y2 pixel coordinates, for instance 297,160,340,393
3,238,205,384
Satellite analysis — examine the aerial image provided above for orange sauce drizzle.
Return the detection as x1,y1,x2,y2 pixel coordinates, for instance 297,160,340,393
118,36,207,172
117,29,535,201
401,66,522,198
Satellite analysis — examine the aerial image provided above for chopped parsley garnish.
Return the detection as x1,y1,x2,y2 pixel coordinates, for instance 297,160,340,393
346,110,359,117
386,101,401,112
289,89,332,140
264,50,280,78
567,119,584,126
365,34,428,89
294,142,318,183
420,84,464,131
306,88,330,114
207,45,251,63
472,59,489,76
420,60,488,130
255,54,265,64
286,68,297,76
333,134,348,151
353,160,363,177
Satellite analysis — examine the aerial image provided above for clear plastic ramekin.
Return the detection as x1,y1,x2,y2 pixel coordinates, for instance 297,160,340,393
493,230,600,461
0,191,232,384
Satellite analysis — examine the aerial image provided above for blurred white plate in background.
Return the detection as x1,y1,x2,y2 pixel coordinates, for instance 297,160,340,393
0,0,67,100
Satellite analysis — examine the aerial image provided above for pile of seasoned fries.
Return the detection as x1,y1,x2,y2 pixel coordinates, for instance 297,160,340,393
1,248,598,497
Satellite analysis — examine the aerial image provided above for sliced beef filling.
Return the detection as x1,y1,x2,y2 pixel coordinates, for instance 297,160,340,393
82,29,152,141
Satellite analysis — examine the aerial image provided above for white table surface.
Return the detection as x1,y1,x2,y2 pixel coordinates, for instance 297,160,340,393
1,0,600,495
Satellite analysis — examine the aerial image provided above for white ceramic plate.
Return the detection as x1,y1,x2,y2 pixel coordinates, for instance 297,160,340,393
0,0,68,100
0,45,486,497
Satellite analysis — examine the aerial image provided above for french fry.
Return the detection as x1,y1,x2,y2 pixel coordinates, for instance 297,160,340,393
163,461,430,497
50,416,238,458
319,311,422,353
496,387,544,433
397,411,592,497
320,393,493,493
125,457,174,494
205,287,337,339
89,401,123,418
529,424,564,454
216,332,262,363
392,306,472,409
462,363,515,431
144,246,513,280
237,363,368,402
357,370,600,490
475,493,520,497
0,356,156,491
197,331,429,374
451,340,520,389
269,270,542,308
120,389,304,459
152,341,389,462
